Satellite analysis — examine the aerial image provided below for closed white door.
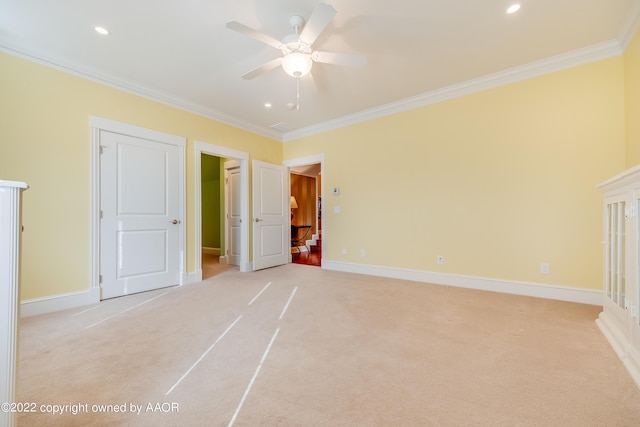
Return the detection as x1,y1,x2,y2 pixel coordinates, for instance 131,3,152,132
225,160,241,266
100,131,181,299
252,160,288,270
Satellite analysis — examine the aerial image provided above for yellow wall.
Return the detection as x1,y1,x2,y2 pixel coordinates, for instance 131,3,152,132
0,52,282,300
0,41,633,300
625,28,640,167
284,57,626,289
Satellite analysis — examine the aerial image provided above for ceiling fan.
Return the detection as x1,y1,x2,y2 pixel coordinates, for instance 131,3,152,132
226,2,367,80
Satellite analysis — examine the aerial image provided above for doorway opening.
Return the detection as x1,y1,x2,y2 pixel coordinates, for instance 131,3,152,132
200,154,236,279
287,156,324,267
195,141,250,282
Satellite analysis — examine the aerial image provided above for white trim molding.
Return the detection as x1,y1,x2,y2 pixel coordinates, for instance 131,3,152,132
0,45,282,141
20,287,101,317
597,311,640,389
596,164,640,390
194,141,251,274
323,260,602,306
283,40,623,142
0,181,28,427
184,271,202,285
618,0,640,49
17,260,602,317
1,33,627,143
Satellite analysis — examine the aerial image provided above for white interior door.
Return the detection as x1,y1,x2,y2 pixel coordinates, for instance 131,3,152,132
100,130,181,299
252,160,288,270
224,160,241,266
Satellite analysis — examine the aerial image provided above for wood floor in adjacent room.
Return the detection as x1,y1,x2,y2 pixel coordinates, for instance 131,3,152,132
17,264,640,426
291,248,321,267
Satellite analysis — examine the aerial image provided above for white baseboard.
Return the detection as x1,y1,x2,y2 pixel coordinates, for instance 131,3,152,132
21,287,101,317
323,260,602,306
596,311,628,359
21,261,601,317
596,311,640,390
624,344,640,390
184,270,202,285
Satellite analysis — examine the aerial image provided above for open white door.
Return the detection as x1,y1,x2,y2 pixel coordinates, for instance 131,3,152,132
252,160,288,270
100,130,182,299
224,160,241,266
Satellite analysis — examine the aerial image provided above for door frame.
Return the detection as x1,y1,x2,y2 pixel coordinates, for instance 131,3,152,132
223,159,241,266
194,141,250,276
283,154,325,265
89,116,187,293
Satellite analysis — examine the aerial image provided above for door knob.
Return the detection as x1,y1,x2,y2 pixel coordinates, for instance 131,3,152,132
255,218,263,222
171,219,180,224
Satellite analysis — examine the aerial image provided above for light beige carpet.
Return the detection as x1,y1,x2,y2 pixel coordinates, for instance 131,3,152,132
16,264,640,426
202,253,234,280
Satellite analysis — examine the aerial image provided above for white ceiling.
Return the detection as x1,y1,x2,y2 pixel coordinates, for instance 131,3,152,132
2,0,639,141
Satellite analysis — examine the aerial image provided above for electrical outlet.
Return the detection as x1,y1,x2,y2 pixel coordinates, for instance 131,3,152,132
360,249,366,257
540,263,550,274
437,256,444,264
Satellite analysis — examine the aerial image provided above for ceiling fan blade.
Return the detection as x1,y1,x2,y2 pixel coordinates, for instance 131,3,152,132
299,3,337,46
241,58,282,80
312,51,367,67
226,21,283,50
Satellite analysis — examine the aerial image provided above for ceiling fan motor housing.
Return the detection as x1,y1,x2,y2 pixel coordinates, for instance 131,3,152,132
228,3,365,81
289,15,305,33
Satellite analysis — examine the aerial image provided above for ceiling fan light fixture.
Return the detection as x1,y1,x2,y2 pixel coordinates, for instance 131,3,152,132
282,52,312,77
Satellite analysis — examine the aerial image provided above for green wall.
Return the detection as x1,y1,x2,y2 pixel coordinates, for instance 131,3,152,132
201,154,221,249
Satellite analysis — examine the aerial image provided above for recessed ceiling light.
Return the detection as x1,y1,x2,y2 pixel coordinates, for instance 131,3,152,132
94,26,110,35
507,4,521,14
264,102,272,108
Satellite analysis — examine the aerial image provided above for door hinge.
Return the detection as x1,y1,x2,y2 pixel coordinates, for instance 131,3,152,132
225,177,229,184
99,274,102,284
100,210,103,219
99,145,104,155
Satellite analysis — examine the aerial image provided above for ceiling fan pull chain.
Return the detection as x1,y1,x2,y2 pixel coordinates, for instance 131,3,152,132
296,77,301,110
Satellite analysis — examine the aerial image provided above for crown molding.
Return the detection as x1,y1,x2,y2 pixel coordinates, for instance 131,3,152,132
1,35,627,145
619,0,640,49
282,40,624,142
0,44,282,141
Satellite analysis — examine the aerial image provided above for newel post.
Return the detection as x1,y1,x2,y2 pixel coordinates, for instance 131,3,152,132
0,181,28,427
